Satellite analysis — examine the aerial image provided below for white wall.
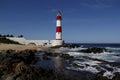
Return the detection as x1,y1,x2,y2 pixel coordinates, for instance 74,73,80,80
6,37,26,44
7,37,63,46
51,40,64,46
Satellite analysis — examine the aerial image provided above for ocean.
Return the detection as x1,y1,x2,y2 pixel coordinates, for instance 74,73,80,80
79,43,120,48
34,43,120,80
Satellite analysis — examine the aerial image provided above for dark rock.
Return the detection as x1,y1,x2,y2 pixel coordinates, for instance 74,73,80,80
94,71,120,80
0,49,36,65
0,49,65,80
42,54,51,60
94,71,107,80
15,62,32,74
5,49,15,54
79,47,107,53
112,72,120,80
17,50,36,64
4,73,17,80
44,51,59,57
60,54,74,59
62,43,80,48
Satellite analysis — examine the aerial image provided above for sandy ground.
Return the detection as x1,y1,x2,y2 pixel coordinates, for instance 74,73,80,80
0,43,43,51
0,43,62,54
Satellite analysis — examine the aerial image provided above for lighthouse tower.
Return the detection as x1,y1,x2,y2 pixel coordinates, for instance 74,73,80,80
52,10,64,46
56,11,62,40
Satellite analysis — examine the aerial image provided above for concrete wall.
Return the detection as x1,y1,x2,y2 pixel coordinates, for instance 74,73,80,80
26,40,51,46
6,37,63,46
51,40,64,46
6,37,26,44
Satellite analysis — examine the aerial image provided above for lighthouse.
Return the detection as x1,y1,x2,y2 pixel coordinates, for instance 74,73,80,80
51,10,64,46
56,11,62,40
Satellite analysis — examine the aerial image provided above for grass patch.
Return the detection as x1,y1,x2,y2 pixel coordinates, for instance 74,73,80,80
0,37,20,44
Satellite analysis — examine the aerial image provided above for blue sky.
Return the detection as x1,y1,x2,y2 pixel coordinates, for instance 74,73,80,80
0,0,120,43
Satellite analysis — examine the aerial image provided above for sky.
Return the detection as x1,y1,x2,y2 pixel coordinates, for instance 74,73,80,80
0,0,120,43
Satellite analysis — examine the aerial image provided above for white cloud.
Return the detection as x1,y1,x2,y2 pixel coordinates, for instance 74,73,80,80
80,0,112,8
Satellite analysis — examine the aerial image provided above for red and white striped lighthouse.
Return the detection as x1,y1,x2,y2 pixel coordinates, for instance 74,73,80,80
56,11,62,40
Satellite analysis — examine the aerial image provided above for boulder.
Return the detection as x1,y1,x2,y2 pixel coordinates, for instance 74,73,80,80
60,54,74,59
15,62,31,74
42,54,51,60
1,73,17,80
79,47,107,53
62,43,80,48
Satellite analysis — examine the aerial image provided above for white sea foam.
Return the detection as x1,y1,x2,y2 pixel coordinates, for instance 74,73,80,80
67,52,81,56
73,60,101,66
66,66,100,73
69,60,102,73
67,51,120,62
59,47,87,52
84,61,101,66
84,66,100,73
66,66,80,71
106,47,120,50
73,61,86,67
65,48,120,79
67,62,120,79
66,57,120,79
103,71,115,79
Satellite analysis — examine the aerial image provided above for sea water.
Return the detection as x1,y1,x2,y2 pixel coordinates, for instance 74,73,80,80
65,43,120,79
34,43,120,80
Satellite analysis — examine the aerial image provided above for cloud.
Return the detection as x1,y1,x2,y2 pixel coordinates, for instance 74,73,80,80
80,0,112,8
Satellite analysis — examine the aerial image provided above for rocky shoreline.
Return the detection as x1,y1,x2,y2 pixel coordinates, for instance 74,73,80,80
0,49,64,80
0,44,120,80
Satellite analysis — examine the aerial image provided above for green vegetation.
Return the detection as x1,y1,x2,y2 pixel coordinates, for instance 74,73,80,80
18,35,23,38
0,34,24,44
0,34,14,37
0,37,20,44
0,34,23,38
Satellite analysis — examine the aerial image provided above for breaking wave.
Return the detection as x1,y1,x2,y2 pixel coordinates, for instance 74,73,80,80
66,56,120,79
106,47,120,50
65,51,120,79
